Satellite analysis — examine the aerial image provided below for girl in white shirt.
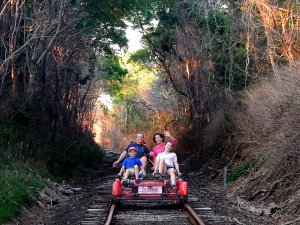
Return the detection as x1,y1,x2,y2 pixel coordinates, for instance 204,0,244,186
153,141,182,190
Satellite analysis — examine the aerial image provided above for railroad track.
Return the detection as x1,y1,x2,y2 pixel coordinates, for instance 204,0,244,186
104,202,205,225
81,187,234,225
79,149,199,225
80,187,217,225
79,151,234,225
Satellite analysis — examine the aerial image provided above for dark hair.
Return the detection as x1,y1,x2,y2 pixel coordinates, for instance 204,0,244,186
153,133,165,143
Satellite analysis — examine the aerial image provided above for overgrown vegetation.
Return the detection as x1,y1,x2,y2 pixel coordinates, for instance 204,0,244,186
0,152,51,224
230,66,300,221
47,138,104,177
0,116,104,222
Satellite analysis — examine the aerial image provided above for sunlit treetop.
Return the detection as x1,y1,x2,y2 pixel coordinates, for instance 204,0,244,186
110,52,157,105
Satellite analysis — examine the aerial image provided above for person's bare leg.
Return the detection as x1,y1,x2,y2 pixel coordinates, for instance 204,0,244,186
140,156,147,174
167,168,176,185
134,165,139,179
158,160,167,175
123,170,130,180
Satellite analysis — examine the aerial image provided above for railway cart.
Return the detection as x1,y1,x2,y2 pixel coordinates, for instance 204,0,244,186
111,175,188,204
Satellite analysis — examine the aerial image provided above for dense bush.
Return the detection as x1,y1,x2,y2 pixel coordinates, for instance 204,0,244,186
0,152,48,224
47,139,104,177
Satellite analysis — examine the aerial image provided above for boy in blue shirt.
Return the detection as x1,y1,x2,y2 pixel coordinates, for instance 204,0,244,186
113,133,150,175
118,146,144,185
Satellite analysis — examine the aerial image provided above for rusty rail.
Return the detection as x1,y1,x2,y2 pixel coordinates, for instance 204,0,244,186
104,203,205,225
184,203,206,225
104,203,116,225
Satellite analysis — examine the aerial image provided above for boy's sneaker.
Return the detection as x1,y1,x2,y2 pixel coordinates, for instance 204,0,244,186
138,171,143,178
121,179,129,187
136,178,143,183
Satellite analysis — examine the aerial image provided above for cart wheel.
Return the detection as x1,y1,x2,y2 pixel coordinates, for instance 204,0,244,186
111,197,119,204
180,196,188,204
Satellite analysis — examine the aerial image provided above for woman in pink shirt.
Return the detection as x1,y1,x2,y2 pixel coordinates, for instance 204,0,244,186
151,131,178,165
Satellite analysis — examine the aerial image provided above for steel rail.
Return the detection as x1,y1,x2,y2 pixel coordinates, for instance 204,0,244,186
104,203,205,225
184,203,206,225
104,203,116,225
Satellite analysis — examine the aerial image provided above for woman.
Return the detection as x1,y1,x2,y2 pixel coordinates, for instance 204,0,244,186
151,131,178,165
153,141,181,190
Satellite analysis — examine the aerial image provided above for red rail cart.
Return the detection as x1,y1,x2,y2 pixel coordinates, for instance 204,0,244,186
111,176,188,204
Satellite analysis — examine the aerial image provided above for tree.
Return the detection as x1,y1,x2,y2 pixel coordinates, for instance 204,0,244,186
242,0,300,70
0,0,146,170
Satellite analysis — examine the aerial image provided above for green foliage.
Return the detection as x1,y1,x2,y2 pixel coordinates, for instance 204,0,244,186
147,6,178,53
207,9,252,90
128,0,173,26
208,9,230,35
78,0,139,49
104,55,128,82
212,42,251,90
140,1,255,91
0,123,14,144
128,49,151,64
103,54,128,96
105,52,157,133
0,153,48,224
157,8,179,27
227,161,253,183
47,139,104,177
0,94,105,178
127,103,152,130
0,121,35,160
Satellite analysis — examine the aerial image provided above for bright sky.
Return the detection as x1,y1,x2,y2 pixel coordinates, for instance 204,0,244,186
126,26,142,52
99,94,113,110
